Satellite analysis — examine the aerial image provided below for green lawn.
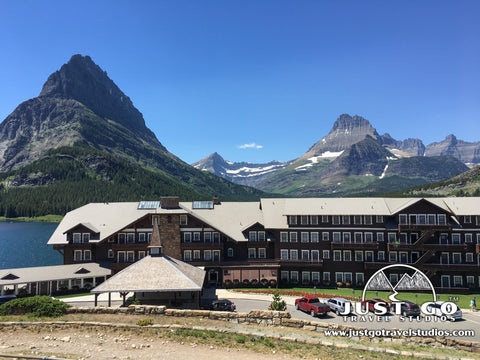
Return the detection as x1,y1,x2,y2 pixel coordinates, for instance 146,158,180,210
235,287,479,310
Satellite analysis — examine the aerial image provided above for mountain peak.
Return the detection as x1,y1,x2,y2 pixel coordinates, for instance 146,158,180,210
332,114,376,133
39,54,148,134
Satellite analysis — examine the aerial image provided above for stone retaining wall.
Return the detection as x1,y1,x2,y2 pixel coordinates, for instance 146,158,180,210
63,305,479,354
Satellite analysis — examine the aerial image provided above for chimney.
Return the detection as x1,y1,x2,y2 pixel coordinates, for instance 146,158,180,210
160,196,179,209
213,196,220,205
148,224,162,256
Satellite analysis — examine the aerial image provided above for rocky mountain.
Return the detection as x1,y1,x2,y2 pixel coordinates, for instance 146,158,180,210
425,135,480,166
192,152,292,187
0,55,268,217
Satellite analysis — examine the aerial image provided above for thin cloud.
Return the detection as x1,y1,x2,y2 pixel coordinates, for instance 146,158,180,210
238,143,263,149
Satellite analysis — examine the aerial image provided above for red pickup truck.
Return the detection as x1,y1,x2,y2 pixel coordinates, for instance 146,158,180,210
295,296,330,317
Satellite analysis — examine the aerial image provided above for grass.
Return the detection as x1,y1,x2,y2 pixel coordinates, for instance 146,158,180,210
235,287,480,309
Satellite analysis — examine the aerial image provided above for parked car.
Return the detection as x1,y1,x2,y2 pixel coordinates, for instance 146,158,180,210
399,300,421,317
361,298,390,313
295,296,331,317
210,299,236,311
0,295,16,305
324,297,352,315
426,301,462,321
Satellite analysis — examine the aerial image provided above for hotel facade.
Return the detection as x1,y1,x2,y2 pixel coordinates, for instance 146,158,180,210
48,197,480,291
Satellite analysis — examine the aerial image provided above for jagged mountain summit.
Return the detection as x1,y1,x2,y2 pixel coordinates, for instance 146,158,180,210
425,134,480,166
192,152,292,187
0,55,268,217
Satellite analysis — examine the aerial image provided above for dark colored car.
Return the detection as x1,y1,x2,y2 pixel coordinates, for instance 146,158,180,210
0,295,16,305
210,299,236,311
361,298,390,313
399,300,421,317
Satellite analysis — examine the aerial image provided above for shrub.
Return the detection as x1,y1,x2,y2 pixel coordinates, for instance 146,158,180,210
136,318,153,326
268,290,287,311
0,296,70,317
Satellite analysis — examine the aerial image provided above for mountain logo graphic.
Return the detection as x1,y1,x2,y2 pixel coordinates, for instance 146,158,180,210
362,264,437,302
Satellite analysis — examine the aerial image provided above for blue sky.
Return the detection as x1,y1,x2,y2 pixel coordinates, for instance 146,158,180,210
1,1,479,164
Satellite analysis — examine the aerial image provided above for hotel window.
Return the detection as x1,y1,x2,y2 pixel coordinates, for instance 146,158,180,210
354,232,362,243
290,232,298,242
193,250,201,260
428,214,436,225
438,214,447,225
301,250,309,261
335,272,344,283
399,214,407,225
82,233,90,243
127,251,135,262
465,216,472,223
378,251,385,261
301,232,309,243
377,233,384,242
354,215,362,225
213,232,220,242
280,232,288,242
342,216,350,225
333,250,342,261
312,272,320,282
323,272,330,282
467,276,475,286
465,234,473,243
364,215,372,225
204,232,212,243
322,216,329,223
227,248,234,257
184,250,192,261
310,216,318,225
477,216,480,225
74,250,82,261
138,233,146,242
127,233,135,243
302,272,310,283
290,249,298,260
365,233,373,243
280,249,289,260
322,232,329,241
258,231,266,241
333,232,341,242
180,215,187,225
83,250,92,261
117,251,126,263
312,250,319,261
152,215,160,225
73,233,82,244
301,216,309,225
248,248,256,259
148,233,152,243
344,272,352,283
452,234,461,244
376,216,383,223
365,251,373,262
138,251,146,260
343,250,352,262
281,271,289,282
204,250,212,261
355,251,363,262
389,252,398,262
333,216,340,225
213,250,220,261
477,234,480,244
108,249,114,258
290,271,299,283
453,276,463,287
388,233,396,243
193,232,201,242
258,248,266,259
390,274,399,285
323,250,330,259
183,232,192,243
466,253,474,263
249,231,257,242
311,232,319,243
356,273,364,285
343,232,351,243
288,216,297,225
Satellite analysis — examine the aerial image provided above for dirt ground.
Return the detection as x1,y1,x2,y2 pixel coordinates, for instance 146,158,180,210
0,326,304,360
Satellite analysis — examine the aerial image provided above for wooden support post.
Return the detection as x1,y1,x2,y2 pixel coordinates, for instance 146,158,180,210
94,293,99,307
108,292,111,307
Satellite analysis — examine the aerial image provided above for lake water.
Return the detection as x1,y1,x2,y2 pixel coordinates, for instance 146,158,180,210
0,221,62,270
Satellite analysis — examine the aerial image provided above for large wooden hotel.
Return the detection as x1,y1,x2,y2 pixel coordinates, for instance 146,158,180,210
48,196,480,291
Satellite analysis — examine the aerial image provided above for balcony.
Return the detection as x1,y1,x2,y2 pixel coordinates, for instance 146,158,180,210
364,261,392,270
426,263,480,272
181,242,223,250
423,243,467,251
398,224,451,232
112,243,149,251
330,242,379,250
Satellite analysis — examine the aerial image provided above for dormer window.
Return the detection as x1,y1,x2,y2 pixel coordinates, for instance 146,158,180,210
73,233,82,243
82,233,90,243
288,216,297,225
180,215,187,225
